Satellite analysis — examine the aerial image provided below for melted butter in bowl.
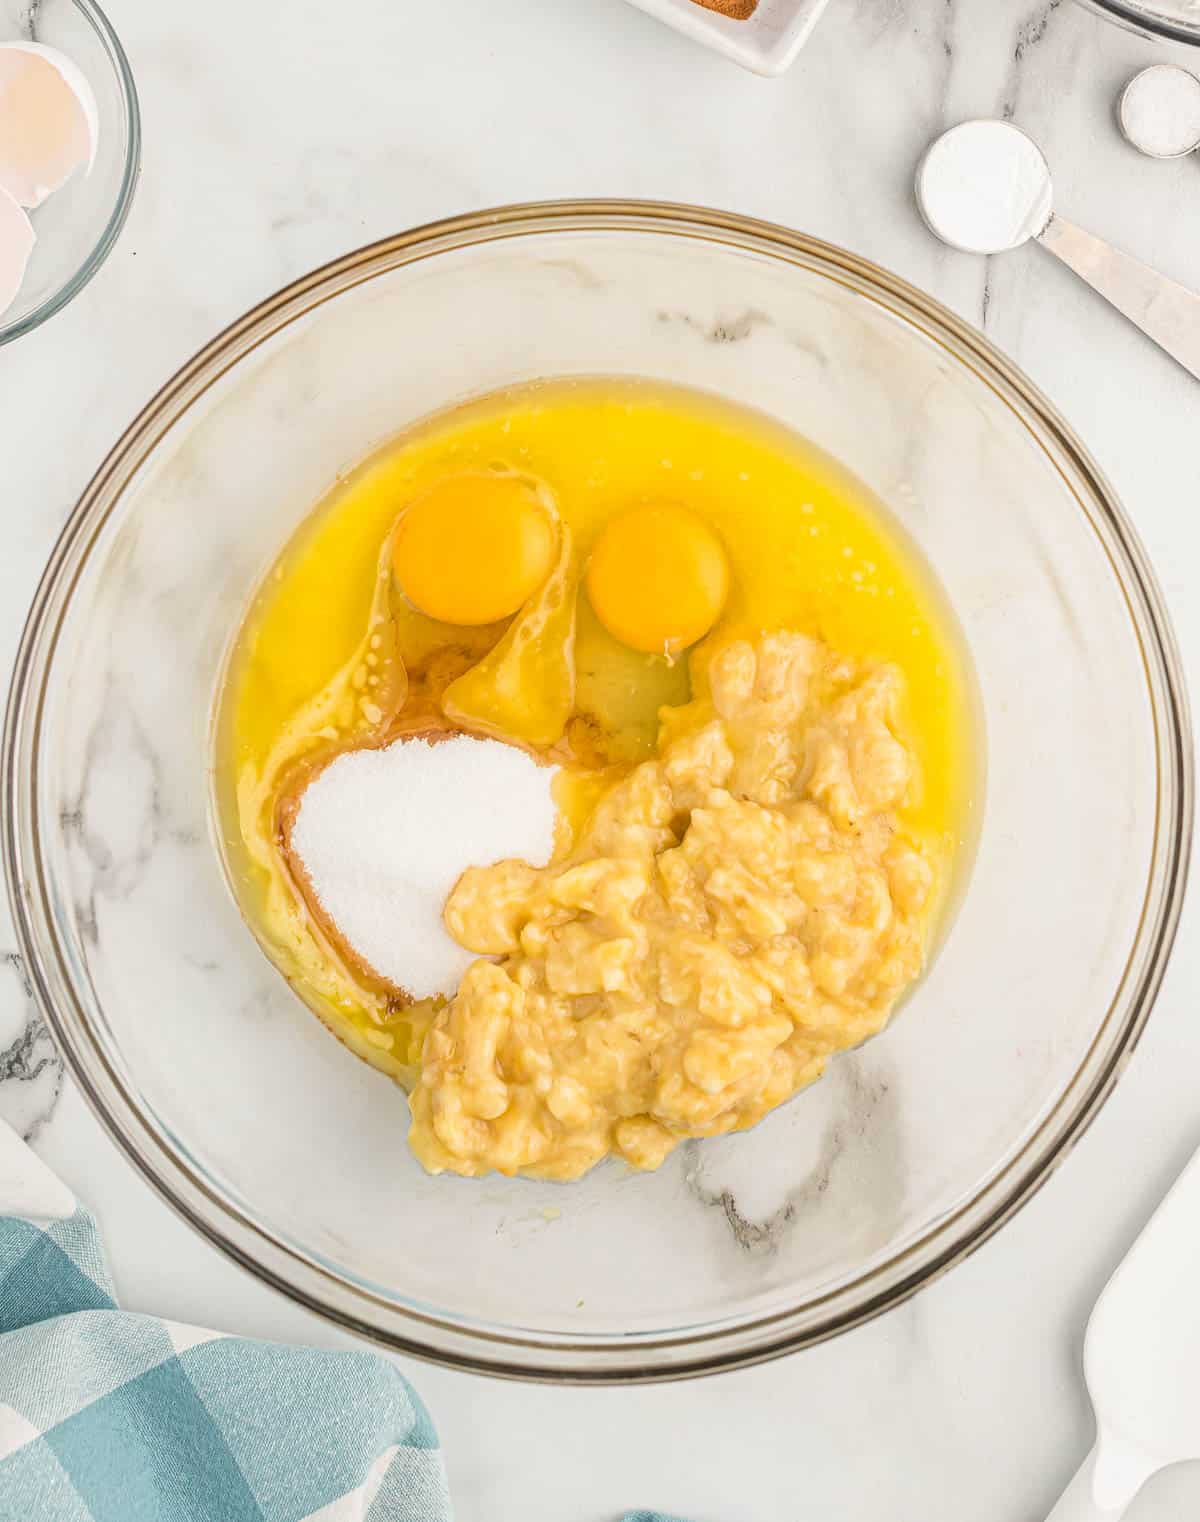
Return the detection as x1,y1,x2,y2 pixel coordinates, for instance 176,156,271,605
213,377,980,1177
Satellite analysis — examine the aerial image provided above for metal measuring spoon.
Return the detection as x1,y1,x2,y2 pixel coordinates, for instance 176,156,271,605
916,119,1200,383
1119,64,1200,160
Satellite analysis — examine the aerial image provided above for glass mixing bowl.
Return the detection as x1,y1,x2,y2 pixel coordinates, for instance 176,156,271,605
0,0,140,345
3,203,1191,1381
1076,0,1200,44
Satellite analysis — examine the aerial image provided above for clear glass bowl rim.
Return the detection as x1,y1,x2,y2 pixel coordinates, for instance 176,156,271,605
3,199,1193,1382
1074,0,1200,44
0,0,141,346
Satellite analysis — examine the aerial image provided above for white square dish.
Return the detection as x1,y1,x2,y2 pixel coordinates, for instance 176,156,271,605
620,0,832,76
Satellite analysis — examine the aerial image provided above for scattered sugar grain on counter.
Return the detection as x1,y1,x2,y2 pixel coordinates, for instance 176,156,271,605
291,734,557,999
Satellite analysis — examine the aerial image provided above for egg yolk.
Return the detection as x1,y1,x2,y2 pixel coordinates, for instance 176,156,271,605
586,503,730,655
392,475,557,625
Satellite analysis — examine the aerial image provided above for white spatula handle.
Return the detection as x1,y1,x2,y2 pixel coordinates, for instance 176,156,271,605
1045,1441,1153,1522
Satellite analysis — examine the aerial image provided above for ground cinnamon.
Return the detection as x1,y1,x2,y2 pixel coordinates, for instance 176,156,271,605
689,0,758,16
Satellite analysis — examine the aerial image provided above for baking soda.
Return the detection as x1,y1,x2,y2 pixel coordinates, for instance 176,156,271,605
917,119,1053,255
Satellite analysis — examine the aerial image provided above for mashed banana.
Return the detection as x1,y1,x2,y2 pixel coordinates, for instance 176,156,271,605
409,632,936,1181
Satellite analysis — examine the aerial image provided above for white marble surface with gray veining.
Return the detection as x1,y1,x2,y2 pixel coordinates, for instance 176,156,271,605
3,0,1200,1517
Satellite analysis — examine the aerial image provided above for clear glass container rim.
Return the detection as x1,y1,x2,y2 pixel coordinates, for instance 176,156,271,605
1074,0,1200,44
0,0,142,346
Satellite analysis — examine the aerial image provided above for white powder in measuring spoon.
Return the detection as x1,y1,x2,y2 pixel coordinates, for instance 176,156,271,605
1120,65,1200,160
917,119,1054,255
290,733,558,999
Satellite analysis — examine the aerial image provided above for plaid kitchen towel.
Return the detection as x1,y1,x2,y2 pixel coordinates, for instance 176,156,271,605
0,1201,450,1522
0,1123,690,1522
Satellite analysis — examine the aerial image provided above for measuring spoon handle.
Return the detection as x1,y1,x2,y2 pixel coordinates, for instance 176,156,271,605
1036,213,1200,383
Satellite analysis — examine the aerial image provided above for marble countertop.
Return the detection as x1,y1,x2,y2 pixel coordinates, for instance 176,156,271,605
3,0,1200,1517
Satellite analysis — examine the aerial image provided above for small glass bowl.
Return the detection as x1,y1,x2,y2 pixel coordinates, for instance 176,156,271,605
0,0,140,345
3,203,1192,1381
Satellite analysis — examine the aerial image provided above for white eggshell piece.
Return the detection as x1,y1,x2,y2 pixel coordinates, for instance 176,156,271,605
0,41,100,209
0,181,35,319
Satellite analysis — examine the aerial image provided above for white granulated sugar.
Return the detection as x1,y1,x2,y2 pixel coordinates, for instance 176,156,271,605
290,734,557,999
1121,65,1200,160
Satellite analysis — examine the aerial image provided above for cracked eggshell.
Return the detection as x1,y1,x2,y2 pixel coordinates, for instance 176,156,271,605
0,41,99,209
0,181,35,320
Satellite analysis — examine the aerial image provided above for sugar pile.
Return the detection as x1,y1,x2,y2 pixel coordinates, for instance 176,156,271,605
1120,64,1200,160
290,734,557,998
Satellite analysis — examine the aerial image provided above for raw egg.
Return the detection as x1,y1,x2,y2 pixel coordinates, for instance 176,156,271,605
586,502,729,655
392,474,557,625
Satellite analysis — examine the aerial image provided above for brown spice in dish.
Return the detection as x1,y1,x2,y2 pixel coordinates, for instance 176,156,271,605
689,0,758,16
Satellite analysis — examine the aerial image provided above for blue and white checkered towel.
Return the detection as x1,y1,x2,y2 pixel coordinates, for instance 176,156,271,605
0,1122,684,1522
